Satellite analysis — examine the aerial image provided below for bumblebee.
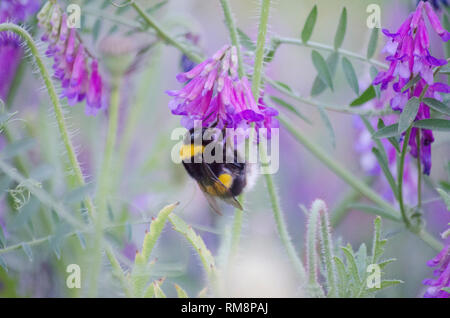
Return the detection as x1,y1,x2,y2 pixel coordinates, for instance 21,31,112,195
179,127,251,215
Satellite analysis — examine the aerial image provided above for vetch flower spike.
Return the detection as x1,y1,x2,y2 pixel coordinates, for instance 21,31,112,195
423,244,450,298
372,1,450,175
167,45,278,139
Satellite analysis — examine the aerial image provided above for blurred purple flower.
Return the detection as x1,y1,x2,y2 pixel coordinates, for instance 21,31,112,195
179,33,200,73
423,244,450,298
373,1,450,175
0,0,40,101
37,2,104,115
167,45,278,139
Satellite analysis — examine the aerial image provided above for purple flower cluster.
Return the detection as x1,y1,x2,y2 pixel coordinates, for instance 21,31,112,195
423,244,450,298
37,1,103,115
167,45,278,139
0,0,41,101
373,1,450,175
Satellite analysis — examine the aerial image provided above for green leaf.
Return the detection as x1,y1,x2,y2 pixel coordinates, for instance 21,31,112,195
141,203,178,262
274,80,293,93
350,85,376,107
153,280,167,298
367,28,379,59
146,0,169,14
22,243,33,262
341,57,359,95
422,98,450,116
402,74,421,93
76,231,86,249
377,119,400,152
413,119,450,131
318,106,335,149
174,284,188,298
371,216,387,264
436,188,450,210
367,279,403,292
371,147,398,200
301,5,318,43
0,255,7,272
342,245,361,287
237,28,256,51
333,256,348,298
372,123,400,139
270,96,312,124
311,50,334,91
168,213,216,278
311,52,339,96
0,226,5,248
334,7,347,49
398,97,420,133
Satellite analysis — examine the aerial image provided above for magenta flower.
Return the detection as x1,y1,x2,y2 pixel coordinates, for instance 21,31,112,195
37,2,104,116
373,1,450,175
0,0,40,101
423,244,450,298
167,45,278,138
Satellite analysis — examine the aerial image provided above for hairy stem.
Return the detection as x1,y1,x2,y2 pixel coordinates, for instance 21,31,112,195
219,0,245,78
251,0,270,100
0,23,96,219
416,129,422,210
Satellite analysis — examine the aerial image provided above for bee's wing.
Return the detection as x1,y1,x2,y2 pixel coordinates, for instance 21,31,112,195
199,163,243,211
198,186,223,215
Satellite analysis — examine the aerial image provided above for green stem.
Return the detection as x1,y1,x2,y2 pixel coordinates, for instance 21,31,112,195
272,36,388,69
397,127,413,229
251,0,270,101
416,129,422,210
259,142,307,281
90,77,122,297
131,1,202,63
280,115,442,251
0,23,96,219
219,0,245,78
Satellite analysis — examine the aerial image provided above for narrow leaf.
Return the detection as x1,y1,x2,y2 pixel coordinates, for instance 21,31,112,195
174,284,188,298
367,28,379,59
311,52,339,96
342,246,361,286
413,119,450,131
398,97,420,133
301,5,318,43
318,106,335,149
311,50,334,91
334,7,347,49
153,280,167,298
350,85,376,107
372,123,400,139
168,213,216,278
22,243,33,262
0,138,35,159
423,98,450,116
377,119,400,152
76,231,86,249
402,74,421,93
342,57,359,95
0,226,5,248
92,19,102,42
0,255,7,272
348,203,400,222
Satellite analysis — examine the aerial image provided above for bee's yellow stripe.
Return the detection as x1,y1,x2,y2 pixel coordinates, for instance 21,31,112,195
180,144,204,160
218,173,233,189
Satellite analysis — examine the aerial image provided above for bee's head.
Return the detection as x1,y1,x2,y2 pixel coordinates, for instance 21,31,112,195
184,126,224,147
